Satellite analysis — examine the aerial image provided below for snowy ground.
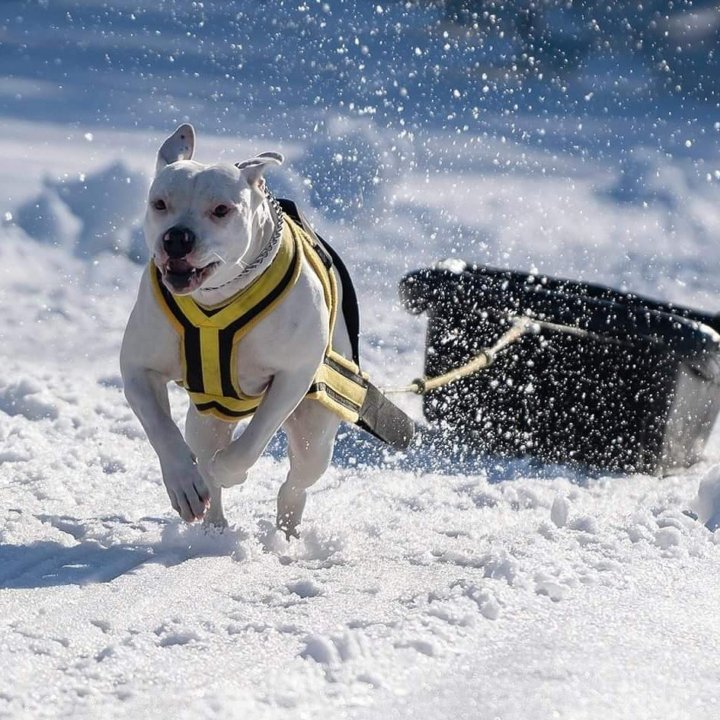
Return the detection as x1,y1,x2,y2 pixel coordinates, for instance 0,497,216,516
2,2,720,718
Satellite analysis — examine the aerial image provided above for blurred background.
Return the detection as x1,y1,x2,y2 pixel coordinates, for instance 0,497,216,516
1,1,720,317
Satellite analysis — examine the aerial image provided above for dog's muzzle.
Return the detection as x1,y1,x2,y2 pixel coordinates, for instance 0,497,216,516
158,226,218,294
163,226,195,259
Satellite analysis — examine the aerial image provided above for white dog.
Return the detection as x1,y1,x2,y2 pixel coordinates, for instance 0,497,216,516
121,124,412,538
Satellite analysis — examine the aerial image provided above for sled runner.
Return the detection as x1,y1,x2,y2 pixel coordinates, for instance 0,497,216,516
398,263,720,474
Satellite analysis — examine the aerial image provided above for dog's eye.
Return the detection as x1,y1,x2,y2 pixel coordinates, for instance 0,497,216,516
212,204,230,218
152,199,167,211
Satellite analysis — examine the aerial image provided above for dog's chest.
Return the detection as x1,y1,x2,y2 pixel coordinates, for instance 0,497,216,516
230,277,329,394
154,260,329,404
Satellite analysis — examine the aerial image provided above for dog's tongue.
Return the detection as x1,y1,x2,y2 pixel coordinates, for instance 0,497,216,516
168,258,193,273
165,258,197,291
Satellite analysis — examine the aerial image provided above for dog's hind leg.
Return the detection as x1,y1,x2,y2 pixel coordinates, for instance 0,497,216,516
185,406,235,528
278,399,341,540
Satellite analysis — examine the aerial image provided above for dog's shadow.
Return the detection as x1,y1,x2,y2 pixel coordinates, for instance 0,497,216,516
3,427,600,590
0,515,246,590
0,540,153,589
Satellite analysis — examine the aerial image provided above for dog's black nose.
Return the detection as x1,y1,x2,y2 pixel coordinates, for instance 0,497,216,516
163,226,195,259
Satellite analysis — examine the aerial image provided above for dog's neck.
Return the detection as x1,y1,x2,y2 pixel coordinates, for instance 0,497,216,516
192,193,282,307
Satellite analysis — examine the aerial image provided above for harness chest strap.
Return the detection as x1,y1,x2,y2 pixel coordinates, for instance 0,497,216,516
149,213,370,423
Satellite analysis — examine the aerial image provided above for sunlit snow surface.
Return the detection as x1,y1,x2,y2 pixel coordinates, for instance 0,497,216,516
2,2,720,718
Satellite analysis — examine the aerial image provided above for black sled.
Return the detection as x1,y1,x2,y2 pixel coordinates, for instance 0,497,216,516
400,263,720,475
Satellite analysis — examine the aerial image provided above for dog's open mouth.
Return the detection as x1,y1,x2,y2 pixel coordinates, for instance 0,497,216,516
161,259,219,294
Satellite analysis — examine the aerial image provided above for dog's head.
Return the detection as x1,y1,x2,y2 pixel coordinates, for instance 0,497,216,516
144,124,283,294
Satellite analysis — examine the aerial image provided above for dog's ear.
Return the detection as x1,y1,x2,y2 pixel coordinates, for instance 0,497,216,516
236,152,284,190
156,124,195,174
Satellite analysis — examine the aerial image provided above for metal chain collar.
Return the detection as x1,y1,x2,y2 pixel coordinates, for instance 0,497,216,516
199,189,284,293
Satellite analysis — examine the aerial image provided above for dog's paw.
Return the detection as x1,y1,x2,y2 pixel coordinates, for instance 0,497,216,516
202,516,229,534
161,460,210,523
281,526,300,542
276,517,301,543
208,449,249,489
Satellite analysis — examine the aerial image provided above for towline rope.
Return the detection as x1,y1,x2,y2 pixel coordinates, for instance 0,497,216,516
381,315,605,396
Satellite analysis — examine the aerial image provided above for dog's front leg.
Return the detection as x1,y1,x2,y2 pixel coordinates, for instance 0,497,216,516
123,368,210,522
209,367,316,489
185,405,235,529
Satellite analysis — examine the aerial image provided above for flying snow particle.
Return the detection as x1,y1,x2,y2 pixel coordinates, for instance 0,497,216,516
551,496,570,528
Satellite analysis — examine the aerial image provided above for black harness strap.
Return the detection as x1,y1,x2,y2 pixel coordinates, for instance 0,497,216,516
154,267,204,392
277,198,361,366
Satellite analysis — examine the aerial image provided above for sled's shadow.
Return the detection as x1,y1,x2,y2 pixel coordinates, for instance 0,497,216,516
267,422,603,486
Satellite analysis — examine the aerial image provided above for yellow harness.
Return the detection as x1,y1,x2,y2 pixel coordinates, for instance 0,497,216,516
149,213,370,423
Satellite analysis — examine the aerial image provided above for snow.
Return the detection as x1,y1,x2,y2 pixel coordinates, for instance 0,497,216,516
2,1,720,718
